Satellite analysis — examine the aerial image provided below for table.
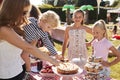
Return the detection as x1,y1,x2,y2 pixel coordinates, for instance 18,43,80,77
28,72,115,80
28,72,85,80
28,60,115,80
28,72,60,80
28,63,85,80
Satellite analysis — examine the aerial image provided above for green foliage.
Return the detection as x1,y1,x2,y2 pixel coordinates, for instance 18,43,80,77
62,4,75,11
79,5,94,11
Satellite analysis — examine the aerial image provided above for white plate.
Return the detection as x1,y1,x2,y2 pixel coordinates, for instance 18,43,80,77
52,66,83,77
31,66,39,72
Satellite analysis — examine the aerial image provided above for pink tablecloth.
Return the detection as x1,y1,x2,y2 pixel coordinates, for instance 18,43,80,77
28,62,85,80
28,61,114,80
28,72,60,80
27,71,86,80
27,71,115,80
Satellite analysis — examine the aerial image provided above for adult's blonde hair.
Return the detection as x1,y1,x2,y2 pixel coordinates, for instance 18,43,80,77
93,19,108,39
40,10,60,28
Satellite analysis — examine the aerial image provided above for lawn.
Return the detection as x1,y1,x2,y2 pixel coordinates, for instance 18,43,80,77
54,26,120,80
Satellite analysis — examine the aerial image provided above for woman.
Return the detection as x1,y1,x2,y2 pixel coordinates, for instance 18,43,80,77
0,0,59,80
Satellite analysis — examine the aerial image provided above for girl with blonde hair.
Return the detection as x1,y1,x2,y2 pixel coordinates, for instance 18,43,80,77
90,19,120,77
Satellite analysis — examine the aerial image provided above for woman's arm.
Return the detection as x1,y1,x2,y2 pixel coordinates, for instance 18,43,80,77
21,40,38,72
0,27,59,66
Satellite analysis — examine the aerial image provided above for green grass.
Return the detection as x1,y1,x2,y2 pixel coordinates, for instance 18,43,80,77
54,28,120,79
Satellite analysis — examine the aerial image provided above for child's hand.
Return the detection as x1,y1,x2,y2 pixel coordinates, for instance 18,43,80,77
60,56,65,62
55,54,62,60
61,56,64,60
101,60,110,67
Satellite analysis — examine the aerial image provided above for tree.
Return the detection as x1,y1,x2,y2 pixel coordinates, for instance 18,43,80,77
80,5,94,24
62,4,75,25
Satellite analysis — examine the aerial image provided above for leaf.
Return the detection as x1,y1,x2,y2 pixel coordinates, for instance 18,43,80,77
86,5,94,11
79,5,87,11
80,5,94,11
62,4,75,11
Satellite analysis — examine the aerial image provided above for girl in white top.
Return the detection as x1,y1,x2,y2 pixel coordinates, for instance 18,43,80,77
0,0,59,79
62,9,92,69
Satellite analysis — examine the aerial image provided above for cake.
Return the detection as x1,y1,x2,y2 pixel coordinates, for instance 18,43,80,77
88,56,102,63
84,56,106,80
57,62,79,74
94,57,102,63
84,56,103,73
84,62,103,73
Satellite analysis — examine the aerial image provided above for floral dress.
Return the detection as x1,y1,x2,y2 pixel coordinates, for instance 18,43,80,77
67,29,88,69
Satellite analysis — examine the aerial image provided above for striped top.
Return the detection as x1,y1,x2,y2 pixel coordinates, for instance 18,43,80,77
23,17,57,56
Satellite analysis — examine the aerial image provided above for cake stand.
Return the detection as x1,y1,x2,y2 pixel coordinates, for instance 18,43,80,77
85,68,109,80
52,67,83,80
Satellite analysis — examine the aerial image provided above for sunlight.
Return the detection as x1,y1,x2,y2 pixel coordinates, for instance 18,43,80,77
30,0,43,5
